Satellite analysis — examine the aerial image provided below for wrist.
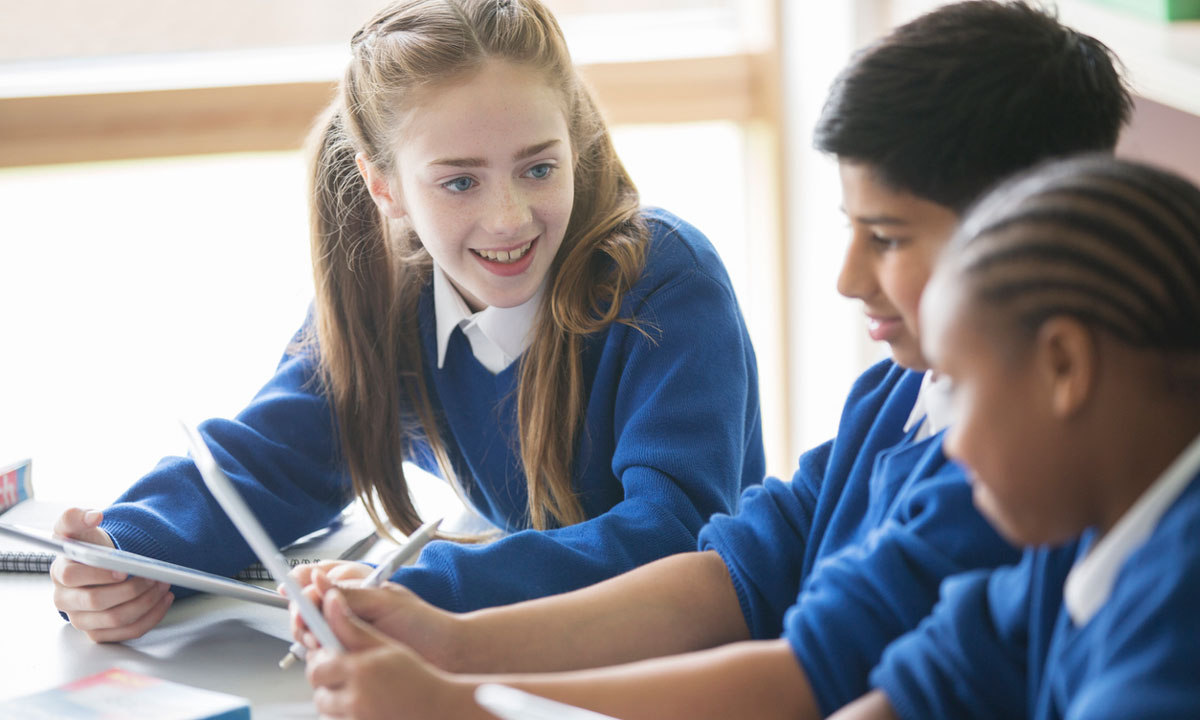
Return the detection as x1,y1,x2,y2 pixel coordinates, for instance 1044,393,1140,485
432,610,472,672
435,674,489,719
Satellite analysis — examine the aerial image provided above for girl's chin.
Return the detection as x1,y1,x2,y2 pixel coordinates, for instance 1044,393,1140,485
466,284,540,310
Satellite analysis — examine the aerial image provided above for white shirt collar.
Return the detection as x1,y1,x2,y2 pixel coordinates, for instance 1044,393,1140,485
1064,430,1200,626
903,370,955,441
432,264,542,374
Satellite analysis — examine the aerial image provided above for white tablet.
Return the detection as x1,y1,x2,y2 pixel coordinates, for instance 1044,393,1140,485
181,421,343,652
0,520,287,609
474,684,621,720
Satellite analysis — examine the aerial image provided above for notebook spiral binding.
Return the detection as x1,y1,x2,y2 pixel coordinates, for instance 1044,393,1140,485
0,551,54,573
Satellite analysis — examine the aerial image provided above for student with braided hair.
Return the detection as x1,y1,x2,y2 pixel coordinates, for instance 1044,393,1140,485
834,155,1200,720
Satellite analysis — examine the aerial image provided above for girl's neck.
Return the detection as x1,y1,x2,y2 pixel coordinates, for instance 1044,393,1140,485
1093,405,1200,535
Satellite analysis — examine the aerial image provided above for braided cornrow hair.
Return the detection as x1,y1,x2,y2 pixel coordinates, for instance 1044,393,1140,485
946,155,1200,358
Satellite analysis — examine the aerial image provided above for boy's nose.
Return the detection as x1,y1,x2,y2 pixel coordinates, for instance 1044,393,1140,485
836,234,875,300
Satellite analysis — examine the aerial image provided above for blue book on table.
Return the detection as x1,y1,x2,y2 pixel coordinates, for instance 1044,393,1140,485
0,667,250,719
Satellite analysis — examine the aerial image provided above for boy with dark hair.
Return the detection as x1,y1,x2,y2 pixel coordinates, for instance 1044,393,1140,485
291,3,1134,718
815,0,1128,212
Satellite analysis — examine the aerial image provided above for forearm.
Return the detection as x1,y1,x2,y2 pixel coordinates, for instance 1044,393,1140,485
449,550,749,673
450,639,818,720
829,691,899,720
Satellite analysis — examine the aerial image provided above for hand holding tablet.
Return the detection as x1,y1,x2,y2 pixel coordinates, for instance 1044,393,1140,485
0,519,287,608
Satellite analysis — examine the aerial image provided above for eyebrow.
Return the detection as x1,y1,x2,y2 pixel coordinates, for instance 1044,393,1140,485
839,207,912,226
429,139,562,169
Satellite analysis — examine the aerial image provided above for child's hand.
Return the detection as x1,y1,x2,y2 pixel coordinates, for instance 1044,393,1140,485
293,559,374,587
286,562,370,652
306,589,477,719
289,567,462,670
49,507,173,643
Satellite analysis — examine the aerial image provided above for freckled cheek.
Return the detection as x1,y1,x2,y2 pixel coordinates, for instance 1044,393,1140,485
538,189,575,239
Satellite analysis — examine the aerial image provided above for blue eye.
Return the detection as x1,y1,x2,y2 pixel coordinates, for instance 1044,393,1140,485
525,163,553,180
443,177,475,193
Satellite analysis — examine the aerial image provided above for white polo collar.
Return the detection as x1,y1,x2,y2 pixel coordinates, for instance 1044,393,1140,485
903,370,955,441
433,264,542,375
1064,430,1200,626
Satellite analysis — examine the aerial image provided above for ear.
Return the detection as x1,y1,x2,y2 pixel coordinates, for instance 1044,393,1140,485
1034,317,1097,419
355,152,406,219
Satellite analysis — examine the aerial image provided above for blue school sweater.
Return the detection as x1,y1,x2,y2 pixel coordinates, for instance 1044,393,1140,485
872,473,1200,720
699,359,1017,716
99,208,764,612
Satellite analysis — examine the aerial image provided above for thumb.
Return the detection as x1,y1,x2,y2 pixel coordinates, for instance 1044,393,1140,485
53,508,115,548
312,567,336,596
334,585,408,625
324,589,390,653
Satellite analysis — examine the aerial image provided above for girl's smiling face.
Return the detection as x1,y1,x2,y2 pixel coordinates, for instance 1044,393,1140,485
361,60,575,312
836,162,961,370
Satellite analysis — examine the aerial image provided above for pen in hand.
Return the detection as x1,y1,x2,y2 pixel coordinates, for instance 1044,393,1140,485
278,517,443,669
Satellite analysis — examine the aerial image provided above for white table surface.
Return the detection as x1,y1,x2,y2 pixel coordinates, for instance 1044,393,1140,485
0,464,473,717
0,572,319,718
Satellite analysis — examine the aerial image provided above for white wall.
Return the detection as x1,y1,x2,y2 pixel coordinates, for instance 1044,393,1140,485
0,153,314,505
778,1,891,466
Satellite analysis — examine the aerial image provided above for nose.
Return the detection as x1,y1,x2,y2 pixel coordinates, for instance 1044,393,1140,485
836,231,876,301
484,182,531,237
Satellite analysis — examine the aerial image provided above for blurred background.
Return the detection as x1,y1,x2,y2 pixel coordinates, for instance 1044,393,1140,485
1,0,1198,505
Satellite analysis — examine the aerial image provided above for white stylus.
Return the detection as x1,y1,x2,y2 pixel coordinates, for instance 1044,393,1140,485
181,421,343,653
278,516,442,669
475,684,622,720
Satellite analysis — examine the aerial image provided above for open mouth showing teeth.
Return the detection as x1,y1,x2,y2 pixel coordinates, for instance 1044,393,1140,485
471,239,534,264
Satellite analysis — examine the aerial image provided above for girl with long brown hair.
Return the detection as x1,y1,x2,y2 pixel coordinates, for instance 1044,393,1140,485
48,0,763,642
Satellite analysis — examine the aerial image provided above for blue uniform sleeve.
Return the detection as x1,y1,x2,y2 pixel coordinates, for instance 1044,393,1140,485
393,263,764,612
785,446,1019,716
698,444,828,640
1064,528,1200,719
99,326,351,590
870,557,1034,720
